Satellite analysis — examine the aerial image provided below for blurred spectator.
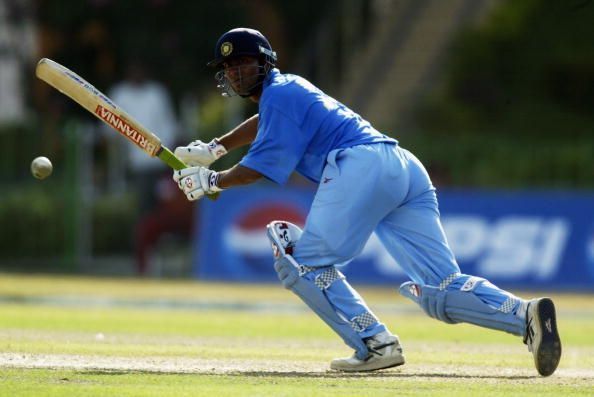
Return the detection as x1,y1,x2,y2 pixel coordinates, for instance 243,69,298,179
134,172,194,276
0,0,36,124
107,59,178,184
105,59,182,274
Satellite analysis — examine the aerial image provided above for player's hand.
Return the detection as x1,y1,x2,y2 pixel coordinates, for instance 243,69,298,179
173,166,223,201
173,139,227,167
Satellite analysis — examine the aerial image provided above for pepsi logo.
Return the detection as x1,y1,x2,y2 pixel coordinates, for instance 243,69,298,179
224,203,305,259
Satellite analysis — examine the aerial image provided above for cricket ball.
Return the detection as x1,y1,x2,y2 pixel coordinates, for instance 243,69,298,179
31,156,53,180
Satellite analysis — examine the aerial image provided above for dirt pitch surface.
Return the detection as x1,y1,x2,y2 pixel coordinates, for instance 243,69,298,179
1,327,593,387
1,352,592,386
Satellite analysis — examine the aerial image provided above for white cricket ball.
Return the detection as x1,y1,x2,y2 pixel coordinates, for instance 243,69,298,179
31,156,53,179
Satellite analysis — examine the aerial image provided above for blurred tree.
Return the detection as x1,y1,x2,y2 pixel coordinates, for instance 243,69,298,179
417,0,594,138
409,0,594,187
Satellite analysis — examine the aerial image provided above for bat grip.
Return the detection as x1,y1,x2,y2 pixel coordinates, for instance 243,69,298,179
157,147,220,200
157,146,187,170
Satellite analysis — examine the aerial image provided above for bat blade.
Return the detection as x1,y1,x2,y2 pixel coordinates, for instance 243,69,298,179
36,58,162,158
35,58,219,199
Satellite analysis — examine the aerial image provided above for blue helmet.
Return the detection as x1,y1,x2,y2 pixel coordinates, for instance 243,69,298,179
208,28,277,97
208,28,277,69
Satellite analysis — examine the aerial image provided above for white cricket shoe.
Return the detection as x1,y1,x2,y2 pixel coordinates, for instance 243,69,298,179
330,331,405,372
524,297,561,376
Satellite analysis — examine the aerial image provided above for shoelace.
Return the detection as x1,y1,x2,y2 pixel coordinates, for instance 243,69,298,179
523,317,535,349
367,341,396,357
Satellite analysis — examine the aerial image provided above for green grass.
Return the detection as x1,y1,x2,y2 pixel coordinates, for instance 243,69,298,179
1,368,591,397
0,273,593,396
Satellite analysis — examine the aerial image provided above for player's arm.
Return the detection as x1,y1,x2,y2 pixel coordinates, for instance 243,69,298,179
174,114,259,167
173,163,262,201
217,164,262,189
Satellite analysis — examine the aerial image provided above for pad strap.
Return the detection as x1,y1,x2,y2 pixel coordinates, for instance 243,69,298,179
439,272,461,290
314,267,345,290
350,312,379,332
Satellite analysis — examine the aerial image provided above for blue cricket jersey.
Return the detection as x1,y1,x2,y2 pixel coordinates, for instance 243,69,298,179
239,69,397,184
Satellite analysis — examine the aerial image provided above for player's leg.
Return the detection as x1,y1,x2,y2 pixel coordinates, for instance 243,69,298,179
268,220,404,372
376,201,527,335
390,218,562,375
293,145,407,267
286,145,407,371
376,147,561,375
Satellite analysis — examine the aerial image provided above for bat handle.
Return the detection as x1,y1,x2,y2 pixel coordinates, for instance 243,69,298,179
157,146,187,170
157,147,220,200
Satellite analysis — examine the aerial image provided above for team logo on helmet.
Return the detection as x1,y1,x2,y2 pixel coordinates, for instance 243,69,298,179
220,42,233,57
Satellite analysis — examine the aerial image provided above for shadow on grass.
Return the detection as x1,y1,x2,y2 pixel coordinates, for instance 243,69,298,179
75,369,535,380
233,371,536,380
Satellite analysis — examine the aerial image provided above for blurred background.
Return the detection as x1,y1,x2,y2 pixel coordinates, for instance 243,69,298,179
1,0,593,290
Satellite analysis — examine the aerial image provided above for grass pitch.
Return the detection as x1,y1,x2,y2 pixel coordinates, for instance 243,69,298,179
0,273,593,396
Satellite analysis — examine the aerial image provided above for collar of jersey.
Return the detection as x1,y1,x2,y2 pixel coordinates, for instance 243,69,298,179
264,68,280,88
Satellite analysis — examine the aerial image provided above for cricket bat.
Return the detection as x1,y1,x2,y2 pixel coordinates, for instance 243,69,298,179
35,58,218,199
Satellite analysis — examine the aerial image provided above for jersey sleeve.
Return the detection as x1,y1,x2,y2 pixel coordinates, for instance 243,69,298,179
240,106,313,185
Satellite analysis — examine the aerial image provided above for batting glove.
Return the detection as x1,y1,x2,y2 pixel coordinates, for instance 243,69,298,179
173,138,227,167
173,166,223,201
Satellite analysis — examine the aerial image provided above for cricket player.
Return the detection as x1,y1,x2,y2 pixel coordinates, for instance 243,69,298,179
172,28,561,376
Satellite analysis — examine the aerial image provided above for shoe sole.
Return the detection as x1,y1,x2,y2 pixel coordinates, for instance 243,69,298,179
330,355,406,372
534,298,562,377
